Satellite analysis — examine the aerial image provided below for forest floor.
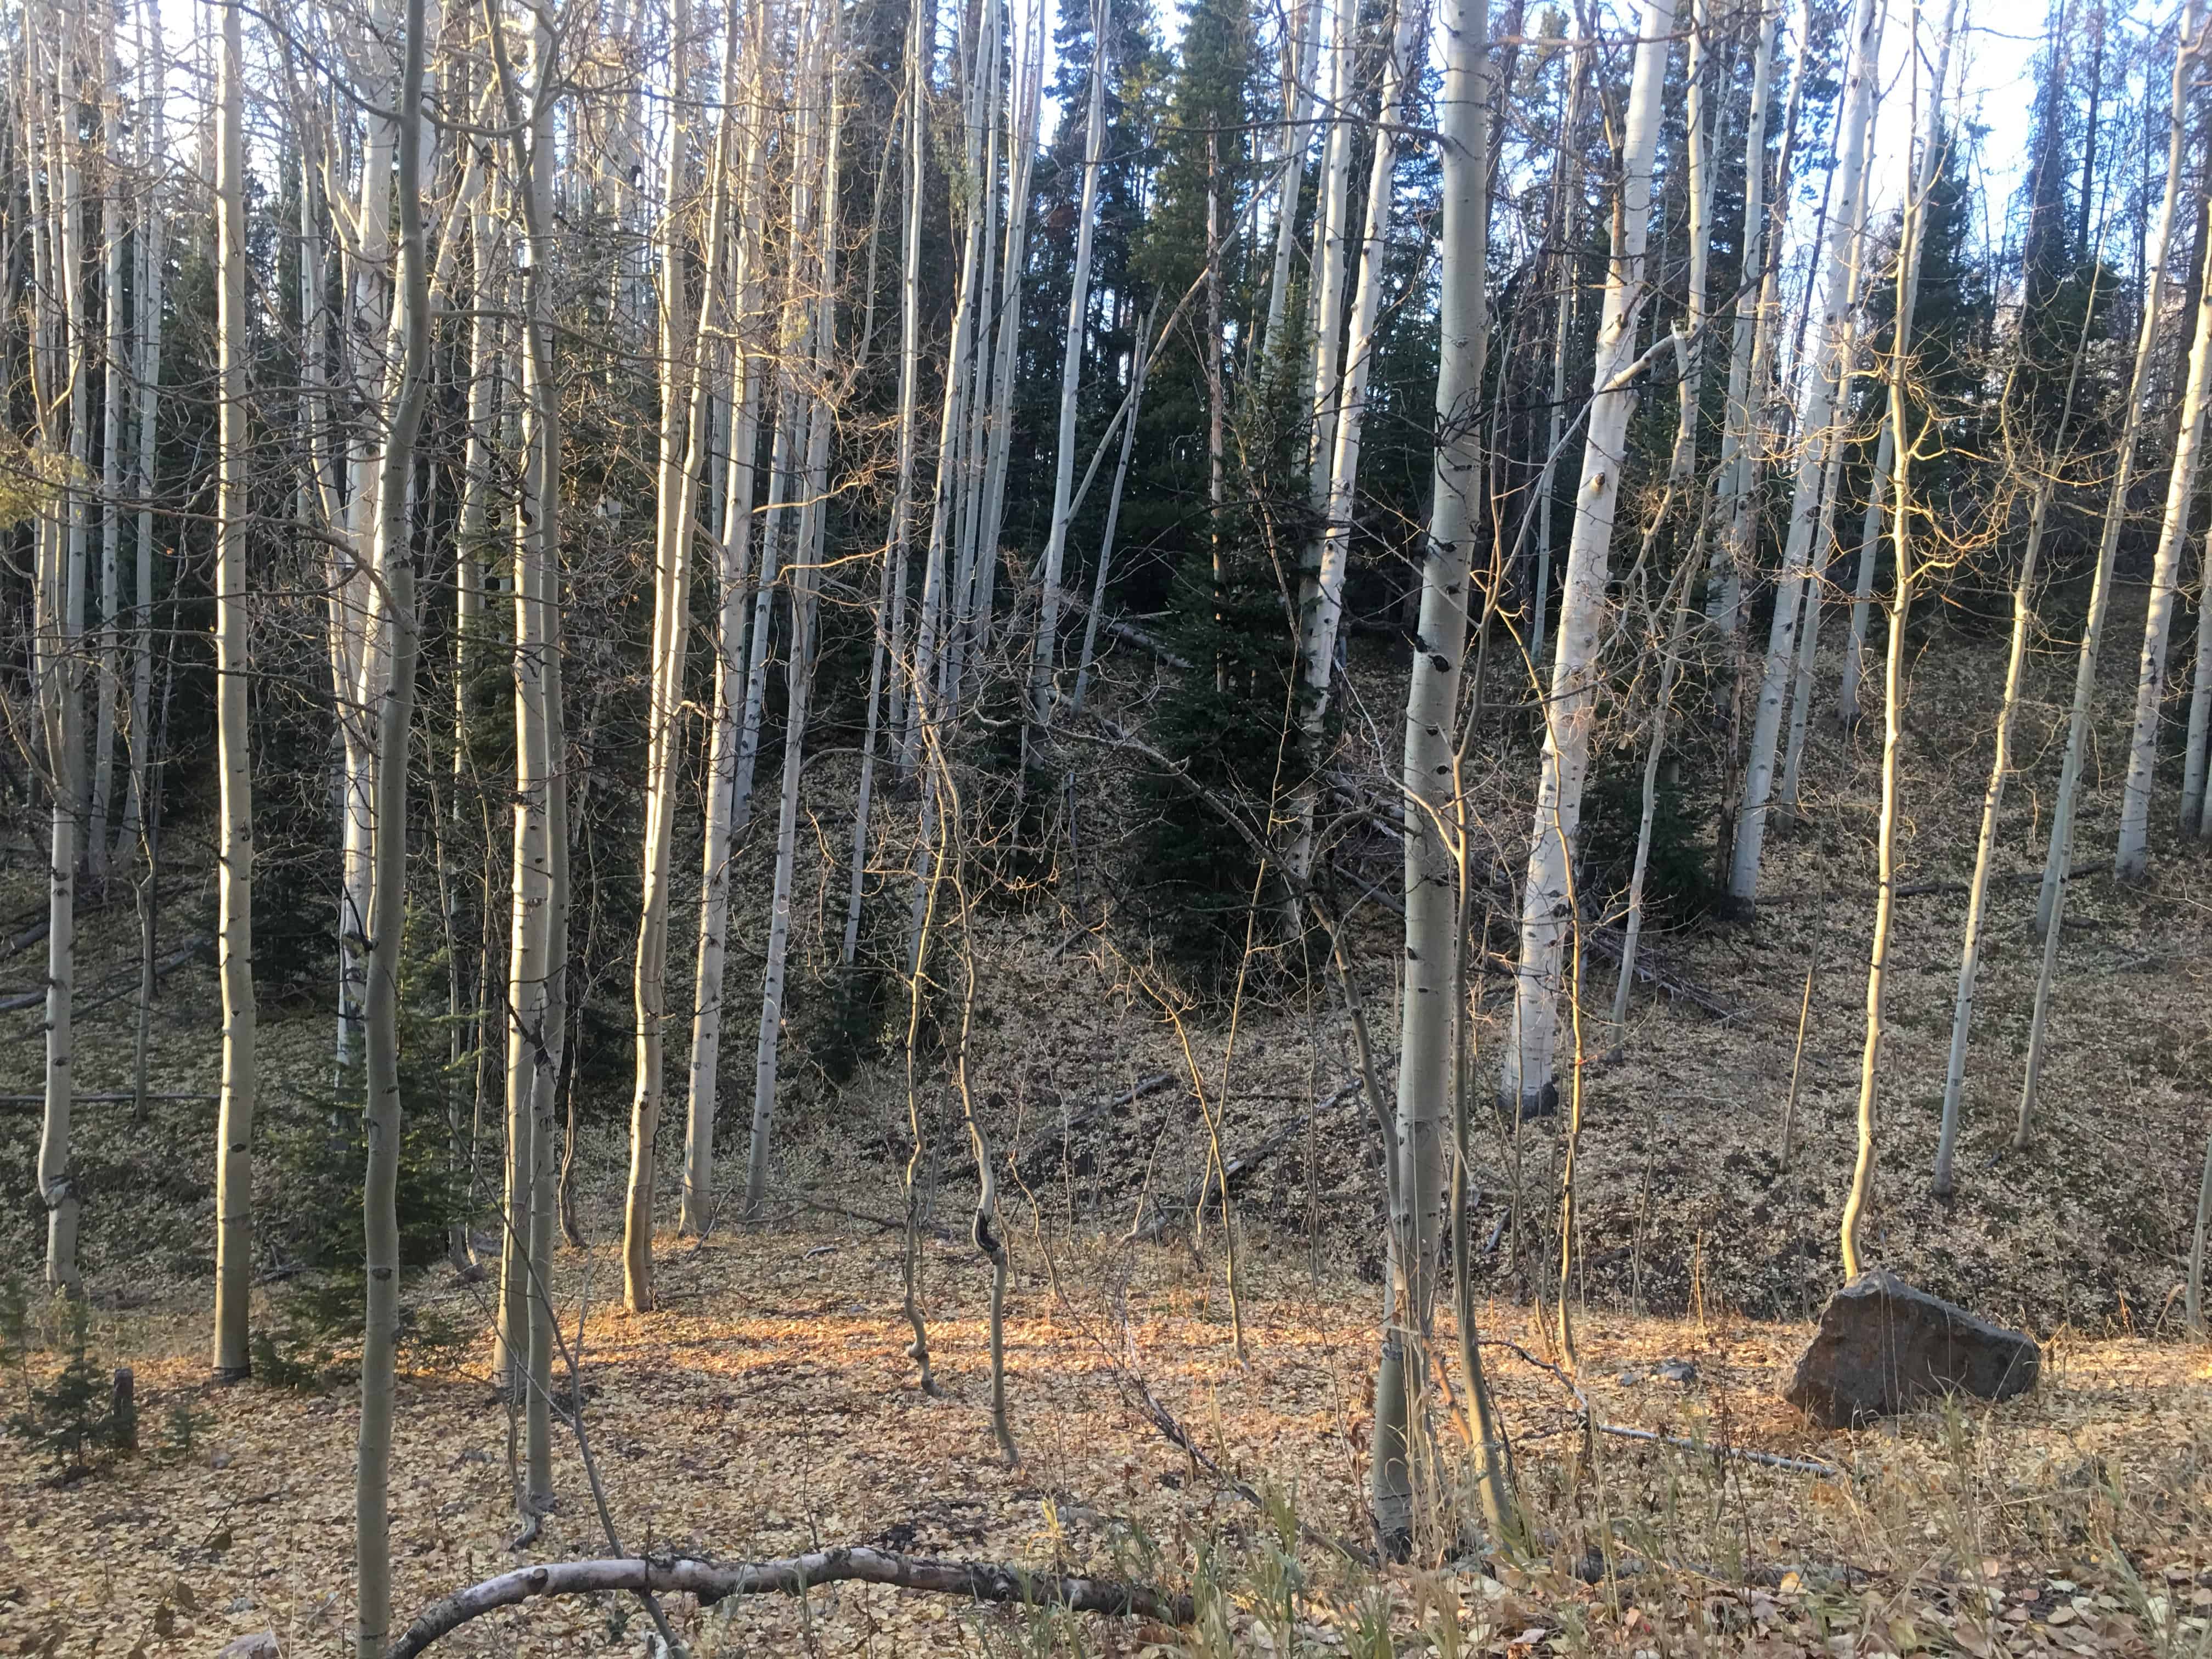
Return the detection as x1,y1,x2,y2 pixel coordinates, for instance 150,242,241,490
2,583,2211,1653
1,1215,2209,1658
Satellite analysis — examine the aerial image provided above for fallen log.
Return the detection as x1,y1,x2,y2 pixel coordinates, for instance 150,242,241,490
388,1549,1191,1656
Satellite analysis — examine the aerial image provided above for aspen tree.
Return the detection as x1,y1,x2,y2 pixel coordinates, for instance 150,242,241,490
961,22,1042,685
1288,0,1415,890
2182,573,2212,834
1025,0,1111,754
627,0,736,1311
1378,0,1516,1550
1844,0,1932,1280
1727,0,1882,909
904,4,992,775
1706,0,1779,633
210,0,256,1363
2115,187,2212,879
1303,0,1354,498
1262,0,1324,364
1070,318,1156,715
683,10,763,1237
1498,0,1676,1121
2018,0,2206,1146
357,0,432,1635
90,63,125,885
1937,242,2103,1192
488,0,562,1419
1532,33,1587,665
1778,102,1884,814
114,0,163,872
744,13,839,1221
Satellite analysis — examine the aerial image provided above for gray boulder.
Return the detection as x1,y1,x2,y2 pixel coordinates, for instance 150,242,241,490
1784,1269,2040,1427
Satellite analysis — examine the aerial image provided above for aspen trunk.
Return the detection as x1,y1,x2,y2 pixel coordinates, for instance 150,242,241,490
2188,1123,2210,1333
357,0,431,1640
1843,10,1936,1280
1262,0,1324,366
1498,0,1675,1119
1532,38,1587,665
90,87,125,887
1726,0,1881,909
1288,0,1415,889
2018,4,2206,1146
744,26,839,1221
210,0,256,1361
1303,0,1355,496
1706,0,1779,634
1376,0,1513,1552
1937,273,2101,1196
627,0,730,1312
680,16,761,1238
1024,0,1110,751
2115,200,2212,879
1070,319,1155,716
115,0,163,870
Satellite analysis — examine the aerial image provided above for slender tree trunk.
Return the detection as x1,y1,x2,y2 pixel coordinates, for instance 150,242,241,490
1262,0,1323,367
1303,0,1355,498
680,18,761,1238
1377,0,1512,1553
1706,0,1779,633
1727,0,1882,909
1070,318,1155,715
2188,1122,2210,1333
1843,11,1935,1281
357,0,431,1640
1498,0,1675,1119
745,31,839,1221
2018,4,2205,1147
116,0,163,869
1288,0,1415,890
626,0,727,1311
210,0,256,1363
1532,38,1587,666
1024,0,1111,755
90,89,125,888
2115,188,2212,879
1937,273,2102,1196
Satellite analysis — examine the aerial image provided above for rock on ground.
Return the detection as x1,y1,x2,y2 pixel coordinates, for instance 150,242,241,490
1784,1269,2040,1427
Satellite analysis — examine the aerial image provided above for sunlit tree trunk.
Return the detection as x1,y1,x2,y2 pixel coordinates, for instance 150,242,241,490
627,0,731,1312
2018,2,2205,1147
210,0,256,1361
1498,0,1675,1119
1727,0,1881,909
2115,196,2212,878
115,0,163,870
1376,0,1515,1554
744,16,839,1221
356,0,431,1638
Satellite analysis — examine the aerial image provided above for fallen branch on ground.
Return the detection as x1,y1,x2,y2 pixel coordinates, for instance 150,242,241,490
1013,1072,1177,1179
388,1549,1191,1655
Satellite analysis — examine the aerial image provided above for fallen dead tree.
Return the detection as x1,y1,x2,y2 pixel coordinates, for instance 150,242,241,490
387,1549,1190,1655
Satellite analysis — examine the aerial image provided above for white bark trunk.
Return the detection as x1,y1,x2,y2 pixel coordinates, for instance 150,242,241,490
1376,0,1511,1550
2115,198,2212,878
1498,0,1676,1116
210,0,256,1363
1726,0,1882,907
1025,0,1110,745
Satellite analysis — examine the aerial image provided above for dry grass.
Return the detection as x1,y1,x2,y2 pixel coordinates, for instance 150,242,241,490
1,1215,2207,1656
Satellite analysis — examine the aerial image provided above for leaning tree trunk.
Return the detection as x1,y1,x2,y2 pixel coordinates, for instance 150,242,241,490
1288,0,1415,891
2018,1,2205,1148
2115,193,2212,879
357,0,431,1643
210,0,256,1363
1497,0,1675,1121
1936,265,2101,1197
1726,0,1882,910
